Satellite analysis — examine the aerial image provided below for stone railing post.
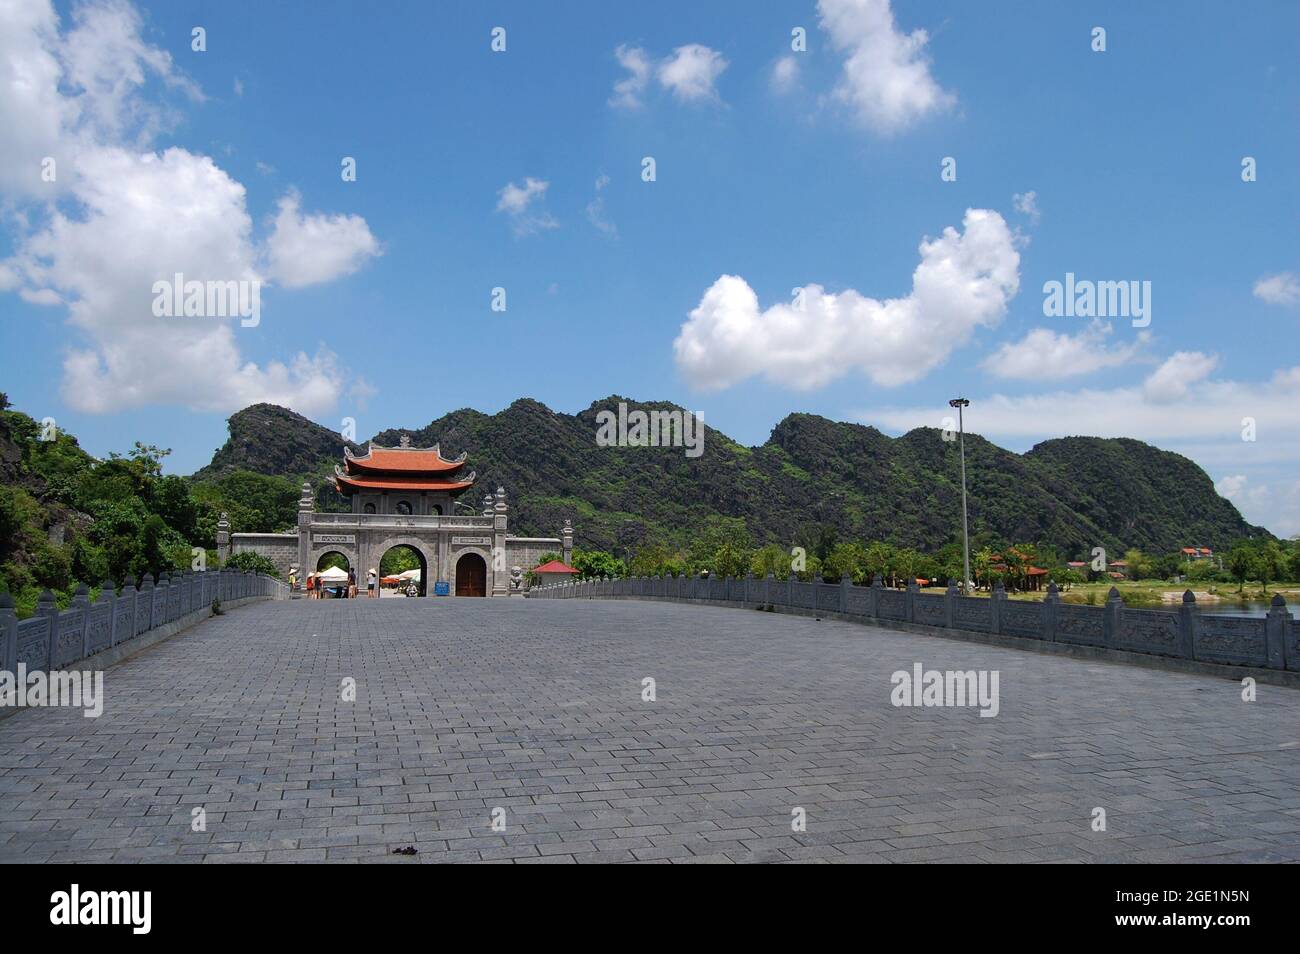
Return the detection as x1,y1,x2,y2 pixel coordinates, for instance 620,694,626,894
1103,586,1123,650
905,578,918,622
139,574,154,632
764,572,774,607
840,574,851,613
1264,594,1289,669
99,578,117,649
1177,590,1197,659
0,593,17,678
786,572,796,608
117,575,137,647
1042,581,1060,642
37,589,59,670
72,583,91,660
944,581,957,629
990,582,1006,635
869,574,882,618
155,572,169,622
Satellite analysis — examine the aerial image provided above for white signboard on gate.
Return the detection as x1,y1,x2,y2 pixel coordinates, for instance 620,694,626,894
452,536,491,546
313,534,356,544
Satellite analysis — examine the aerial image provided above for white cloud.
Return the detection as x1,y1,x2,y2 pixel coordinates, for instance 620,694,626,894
586,173,616,236
1142,351,1218,403
1012,190,1040,224
865,361,1300,444
1215,474,1248,500
233,77,244,97
657,44,728,102
771,55,800,93
981,320,1147,380
609,42,728,108
0,0,380,416
264,190,381,288
1253,271,1300,306
817,0,954,134
609,44,652,109
673,208,1020,391
495,177,558,236
859,360,1300,535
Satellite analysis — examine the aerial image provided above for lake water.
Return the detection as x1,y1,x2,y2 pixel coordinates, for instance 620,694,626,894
1197,600,1290,619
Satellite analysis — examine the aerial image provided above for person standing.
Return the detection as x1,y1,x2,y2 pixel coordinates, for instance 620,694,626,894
367,568,377,598
347,567,357,599
305,573,316,599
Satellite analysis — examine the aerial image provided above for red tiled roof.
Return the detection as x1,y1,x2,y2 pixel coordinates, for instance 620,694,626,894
334,469,475,494
1026,567,1048,576
534,560,578,574
344,443,467,475
1181,548,1198,554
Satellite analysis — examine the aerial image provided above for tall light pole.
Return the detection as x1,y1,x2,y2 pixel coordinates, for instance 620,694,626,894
949,398,971,595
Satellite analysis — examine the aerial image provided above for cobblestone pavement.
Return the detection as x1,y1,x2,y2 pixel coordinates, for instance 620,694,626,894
1,597,1298,863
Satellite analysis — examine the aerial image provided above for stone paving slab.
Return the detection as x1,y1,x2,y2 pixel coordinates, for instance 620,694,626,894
1,597,1297,863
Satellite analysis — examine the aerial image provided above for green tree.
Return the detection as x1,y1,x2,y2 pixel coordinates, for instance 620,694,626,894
572,549,625,580
750,543,789,579
1227,546,1254,593
225,551,280,578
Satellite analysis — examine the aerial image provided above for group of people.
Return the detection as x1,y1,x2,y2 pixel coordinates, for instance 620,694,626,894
294,567,381,599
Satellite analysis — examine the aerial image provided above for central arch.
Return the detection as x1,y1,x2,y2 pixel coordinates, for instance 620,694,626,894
379,543,428,597
455,552,487,597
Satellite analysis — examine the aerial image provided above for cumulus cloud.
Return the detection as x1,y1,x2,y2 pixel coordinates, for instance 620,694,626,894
657,44,728,102
1012,190,1040,224
1142,351,1219,403
609,44,652,109
495,176,558,237
817,0,954,134
673,208,1020,391
981,320,1148,380
609,42,727,108
0,0,381,416
1253,271,1300,306
264,190,381,288
771,55,800,93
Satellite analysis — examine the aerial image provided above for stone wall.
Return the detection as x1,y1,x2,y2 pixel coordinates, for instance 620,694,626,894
504,536,562,586
231,533,299,579
1,570,286,679
531,574,1300,674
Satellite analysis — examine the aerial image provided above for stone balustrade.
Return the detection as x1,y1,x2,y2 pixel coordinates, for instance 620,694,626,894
1,569,286,676
530,574,1300,673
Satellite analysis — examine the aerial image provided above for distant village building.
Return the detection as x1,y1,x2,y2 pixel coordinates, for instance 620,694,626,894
532,559,579,587
222,437,573,596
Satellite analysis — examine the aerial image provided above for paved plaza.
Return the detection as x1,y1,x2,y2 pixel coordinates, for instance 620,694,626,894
1,597,1298,863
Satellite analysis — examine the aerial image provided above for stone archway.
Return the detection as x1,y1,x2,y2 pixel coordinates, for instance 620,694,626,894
368,535,435,597
377,542,429,597
455,552,487,597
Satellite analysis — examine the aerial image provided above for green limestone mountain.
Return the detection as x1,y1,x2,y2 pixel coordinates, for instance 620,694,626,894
193,398,1270,556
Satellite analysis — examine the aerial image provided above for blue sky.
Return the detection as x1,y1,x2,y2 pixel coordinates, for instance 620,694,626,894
1,0,1298,533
